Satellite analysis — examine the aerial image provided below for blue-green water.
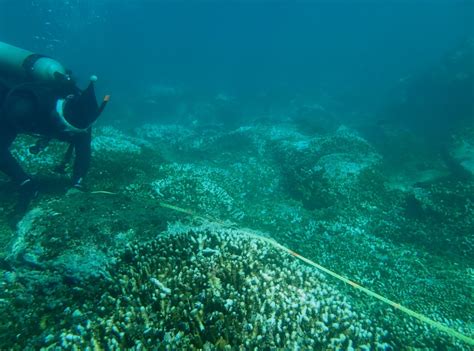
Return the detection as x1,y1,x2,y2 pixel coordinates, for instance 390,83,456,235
1,1,471,111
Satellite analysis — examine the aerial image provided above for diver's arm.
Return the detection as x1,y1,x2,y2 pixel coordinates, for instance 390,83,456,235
71,129,92,188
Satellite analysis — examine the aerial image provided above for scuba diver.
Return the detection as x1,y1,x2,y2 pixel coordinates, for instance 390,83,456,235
0,41,109,214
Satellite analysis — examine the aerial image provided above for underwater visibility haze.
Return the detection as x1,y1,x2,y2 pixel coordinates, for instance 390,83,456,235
0,0,473,349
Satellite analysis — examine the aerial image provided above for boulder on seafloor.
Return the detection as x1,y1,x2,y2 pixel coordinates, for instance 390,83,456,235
290,102,340,135
450,128,474,178
4,193,175,282
270,125,382,210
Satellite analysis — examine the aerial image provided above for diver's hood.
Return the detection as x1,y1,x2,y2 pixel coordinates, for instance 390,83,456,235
63,79,103,130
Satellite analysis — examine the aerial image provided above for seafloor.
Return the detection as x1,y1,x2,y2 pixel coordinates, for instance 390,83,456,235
0,120,473,350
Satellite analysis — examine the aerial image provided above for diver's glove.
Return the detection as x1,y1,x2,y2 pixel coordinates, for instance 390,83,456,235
16,178,39,213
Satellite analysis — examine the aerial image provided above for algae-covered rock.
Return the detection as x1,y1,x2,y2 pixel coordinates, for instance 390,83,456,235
6,192,178,281
272,125,382,209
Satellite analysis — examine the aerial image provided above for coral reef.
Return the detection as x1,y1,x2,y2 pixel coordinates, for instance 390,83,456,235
0,120,472,349
2,223,393,349
92,126,147,155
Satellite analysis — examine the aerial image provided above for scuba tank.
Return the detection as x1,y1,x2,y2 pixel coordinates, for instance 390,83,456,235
0,40,109,130
0,41,109,163
0,41,69,84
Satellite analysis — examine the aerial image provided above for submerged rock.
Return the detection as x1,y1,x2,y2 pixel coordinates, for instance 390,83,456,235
450,128,474,178
4,193,174,283
272,125,382,209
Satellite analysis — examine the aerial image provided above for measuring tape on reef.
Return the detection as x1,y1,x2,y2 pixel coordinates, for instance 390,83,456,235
157,201,474,346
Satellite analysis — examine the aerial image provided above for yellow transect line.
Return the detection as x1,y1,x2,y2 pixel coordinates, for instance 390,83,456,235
89,190,119,195
158,201,474,346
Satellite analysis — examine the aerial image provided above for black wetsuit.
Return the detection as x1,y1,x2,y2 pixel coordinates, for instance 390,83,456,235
0,80,91,185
